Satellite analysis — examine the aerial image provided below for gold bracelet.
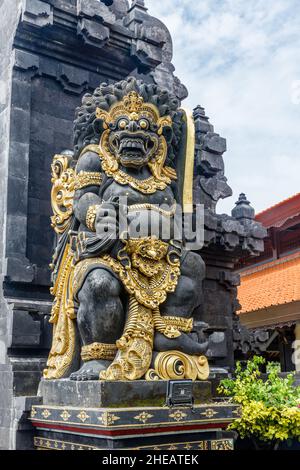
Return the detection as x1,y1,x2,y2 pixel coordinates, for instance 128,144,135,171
81,342,117,362
85,204,100,232
74,171,102,190
153,310,193,339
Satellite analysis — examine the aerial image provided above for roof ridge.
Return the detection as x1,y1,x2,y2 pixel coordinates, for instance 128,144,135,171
256,192,300,218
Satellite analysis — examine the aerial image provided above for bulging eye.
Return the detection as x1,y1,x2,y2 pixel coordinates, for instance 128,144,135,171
139,119,149,130
118,119,127,129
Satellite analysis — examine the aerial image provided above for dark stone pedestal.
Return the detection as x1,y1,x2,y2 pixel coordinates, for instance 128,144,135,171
38,379,212,408
30,380,238,450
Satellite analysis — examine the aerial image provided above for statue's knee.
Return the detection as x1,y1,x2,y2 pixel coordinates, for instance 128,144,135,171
81,269,121,300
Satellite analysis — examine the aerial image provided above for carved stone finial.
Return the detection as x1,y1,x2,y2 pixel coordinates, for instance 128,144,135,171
231,193,255,221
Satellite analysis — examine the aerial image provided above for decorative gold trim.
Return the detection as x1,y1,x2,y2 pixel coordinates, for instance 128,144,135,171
97,411,120,426
95,91,170,132
74,171,102,190
146,350,209,381
50,154,76,234
81,342,117,362
43,244,76,379
180,108,195,213
128,202,177,218
85,204,100,232
152,312,193,339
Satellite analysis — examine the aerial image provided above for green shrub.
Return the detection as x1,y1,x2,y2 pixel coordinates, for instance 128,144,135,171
218,356,300,442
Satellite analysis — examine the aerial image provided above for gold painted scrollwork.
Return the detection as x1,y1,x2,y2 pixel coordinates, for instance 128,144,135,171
50,154,76,234
145,350,209,381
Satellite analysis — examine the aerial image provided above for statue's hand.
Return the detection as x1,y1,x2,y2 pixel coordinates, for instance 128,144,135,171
95,202,118,240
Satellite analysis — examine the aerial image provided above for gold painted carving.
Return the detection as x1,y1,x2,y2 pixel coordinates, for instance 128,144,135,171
100,296,154,380
128,203,177,218
152,312,193,339
74,171,102,190
145,350,209,381
50,154,76,234
73,237,181,310
85,204,100,232
45,154,77,379
81,342,117,362
80,91,177,194
100,131,174,194
43,243,76,379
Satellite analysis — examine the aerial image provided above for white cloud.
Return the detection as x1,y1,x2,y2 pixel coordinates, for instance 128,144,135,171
147,0,300,214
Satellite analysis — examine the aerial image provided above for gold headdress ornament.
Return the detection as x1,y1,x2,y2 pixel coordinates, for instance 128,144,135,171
95,90,172,132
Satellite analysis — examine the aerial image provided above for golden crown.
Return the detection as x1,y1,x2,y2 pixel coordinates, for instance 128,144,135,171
96,91,172,131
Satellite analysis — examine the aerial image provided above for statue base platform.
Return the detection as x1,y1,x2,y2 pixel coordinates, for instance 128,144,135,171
30,380,238,450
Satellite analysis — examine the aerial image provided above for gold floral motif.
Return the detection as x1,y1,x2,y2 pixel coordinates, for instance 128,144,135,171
169,410,187,422
60,410,71,421
134,412,154,424
98,411,120,426
201,408,218,418
85,204,100,232
50,154,75,235
41,409,51,419
145,350,209,381
31,408,37,418
77,411,89,422
74,171,102,190
81,342,117,362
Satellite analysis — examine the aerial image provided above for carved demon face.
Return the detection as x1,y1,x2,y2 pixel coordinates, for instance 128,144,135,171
96,91,173,171
108,116,159,168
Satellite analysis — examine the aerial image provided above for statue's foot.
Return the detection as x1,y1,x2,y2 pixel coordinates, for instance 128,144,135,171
69,360,111,381
154,332,209,356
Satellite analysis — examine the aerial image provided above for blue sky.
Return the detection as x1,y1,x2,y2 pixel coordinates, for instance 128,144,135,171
147,0,300,215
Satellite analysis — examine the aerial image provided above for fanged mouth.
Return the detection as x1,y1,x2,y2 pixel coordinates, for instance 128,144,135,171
118,137,148,155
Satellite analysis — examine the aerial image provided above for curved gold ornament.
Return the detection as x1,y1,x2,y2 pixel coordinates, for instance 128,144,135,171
74,171,102,190
50,154,76,234
43,244,76,379
145,351,209,381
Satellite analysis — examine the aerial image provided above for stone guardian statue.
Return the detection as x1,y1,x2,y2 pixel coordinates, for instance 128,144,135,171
44,77,209,382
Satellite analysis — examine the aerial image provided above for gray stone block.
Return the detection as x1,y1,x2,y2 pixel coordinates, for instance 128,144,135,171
21,0,53,28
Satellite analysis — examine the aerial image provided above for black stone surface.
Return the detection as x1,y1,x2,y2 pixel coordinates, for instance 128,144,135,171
38,379,212,408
